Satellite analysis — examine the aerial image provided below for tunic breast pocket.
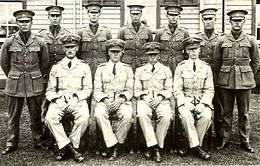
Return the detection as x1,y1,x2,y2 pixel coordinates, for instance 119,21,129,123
9,47,22,62
240,42,251,58
102,72,113,83
221,42,233,58
140,73,152,89
28,47,41,63
182,72,194,89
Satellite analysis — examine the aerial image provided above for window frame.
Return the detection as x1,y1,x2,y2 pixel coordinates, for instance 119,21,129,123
160,0,199,7
255,1,260,44
83,0,121,7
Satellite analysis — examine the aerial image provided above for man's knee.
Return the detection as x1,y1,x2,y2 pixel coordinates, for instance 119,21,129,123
94,103,107,119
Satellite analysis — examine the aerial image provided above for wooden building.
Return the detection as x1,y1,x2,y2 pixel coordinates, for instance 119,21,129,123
0,0,260,87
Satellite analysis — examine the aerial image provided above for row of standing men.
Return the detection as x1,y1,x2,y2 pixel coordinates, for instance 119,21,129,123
1,1,259,163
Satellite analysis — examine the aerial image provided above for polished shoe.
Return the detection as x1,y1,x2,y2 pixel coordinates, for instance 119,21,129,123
240,142,255,153
216,142,230,151
108,146,118,161
55,148,67,161
101,150,108,157
153,148,162,163
67,143,85,162
2,146,17,155
193,146,210,160
144,150,151,159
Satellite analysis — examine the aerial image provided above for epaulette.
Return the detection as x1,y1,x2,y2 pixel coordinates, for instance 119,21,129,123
7,33,16,38
35,29,47,35
122,63,131,67
178,61,186,66
79,59,87,64
200,60,209,66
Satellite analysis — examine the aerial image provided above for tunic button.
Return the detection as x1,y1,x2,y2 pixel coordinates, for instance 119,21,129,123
24,62,27,65
54,54,56,56
24,54,27,57
24,71,27,73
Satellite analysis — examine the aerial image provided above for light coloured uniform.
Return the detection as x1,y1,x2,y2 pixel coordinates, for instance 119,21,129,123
174,59,214,148
94,61,134,148
45,57,92,149
134,62,173,148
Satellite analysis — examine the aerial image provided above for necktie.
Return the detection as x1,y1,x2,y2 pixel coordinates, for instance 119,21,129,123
151,65,155,72
193,62,196,72
68,61,72,68
113,64,116,75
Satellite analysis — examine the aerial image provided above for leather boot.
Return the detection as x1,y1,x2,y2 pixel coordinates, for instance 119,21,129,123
67,143,85,162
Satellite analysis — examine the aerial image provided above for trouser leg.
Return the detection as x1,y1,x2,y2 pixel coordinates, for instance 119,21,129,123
27,95,43,143
6,96,24,147
137,100,158,148
195,107,212,146
45,103,70,149
236,89,251,143
213,88,223,143
155,103,172,148
95,102,118,148
69,100,89,149
179,108,199,148
219,88,235,142
115,103,133,144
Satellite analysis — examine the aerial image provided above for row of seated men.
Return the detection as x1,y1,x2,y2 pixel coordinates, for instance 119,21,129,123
1,1,259,164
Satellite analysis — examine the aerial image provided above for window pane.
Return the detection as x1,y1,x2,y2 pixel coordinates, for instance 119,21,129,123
0,26,7,38
8,26,19,35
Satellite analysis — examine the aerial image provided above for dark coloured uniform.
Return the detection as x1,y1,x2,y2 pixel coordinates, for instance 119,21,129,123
213,32,260,144
154,26,189,75
117,23,153,70
0,32,49,148
196,31,223,143
36,27,70,74
77,24,112,77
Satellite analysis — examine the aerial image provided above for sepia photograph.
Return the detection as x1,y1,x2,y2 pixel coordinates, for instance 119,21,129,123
0,0,259,165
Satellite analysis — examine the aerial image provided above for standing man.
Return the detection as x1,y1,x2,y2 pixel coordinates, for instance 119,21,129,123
45,34,92,162
134,42,173,163
214,10,259,153
174,37,214,160
37,5,70,75
77,2,112,77
154,4,189,75
94,39,134,161
1,10,49,155
197,8,223,145
117,4,153,71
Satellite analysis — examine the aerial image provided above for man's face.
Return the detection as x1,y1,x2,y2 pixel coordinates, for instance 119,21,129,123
202,16,215,30
17,18,32,32
63,45,78,59
186,47,200,60
148,53,159,65
88,11,100,23
48,13,62,26
166,13,179,25
230,18,245,31
130,12,142,23
108,47,123,63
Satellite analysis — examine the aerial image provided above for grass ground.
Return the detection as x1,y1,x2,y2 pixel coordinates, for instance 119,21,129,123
0,94,259,165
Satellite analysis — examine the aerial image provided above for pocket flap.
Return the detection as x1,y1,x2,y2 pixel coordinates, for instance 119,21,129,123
221,42,232,48
156,73,167,80
97,36,107,42
240,66,252,73
29,47,40,52
220,66,231,72
8,71,20,79
30,71,42,79
9,47,22,52
240,42,251,47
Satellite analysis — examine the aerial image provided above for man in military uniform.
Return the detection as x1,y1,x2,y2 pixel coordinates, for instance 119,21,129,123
37,5,70,75
154,4,189,75
134,42,173,162
197,8,223,145
1,10,49,155
77,2,112,77
174,37,214,160
36,5,70,145
214,10,259,153
117,4,153,71
45,34,92,162
94,39,134,160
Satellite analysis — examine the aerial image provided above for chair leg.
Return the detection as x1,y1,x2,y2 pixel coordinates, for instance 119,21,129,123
206,124,213,152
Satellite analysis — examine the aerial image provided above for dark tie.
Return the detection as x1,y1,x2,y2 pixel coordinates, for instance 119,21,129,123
151,65,155,72
68,61,72,68
193,62,196,72
113,64,116,75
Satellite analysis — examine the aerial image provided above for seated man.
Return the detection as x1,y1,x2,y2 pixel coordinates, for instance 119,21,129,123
174,36,214,160
45,34,92,162
134,42,173,163
94,39,134,161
